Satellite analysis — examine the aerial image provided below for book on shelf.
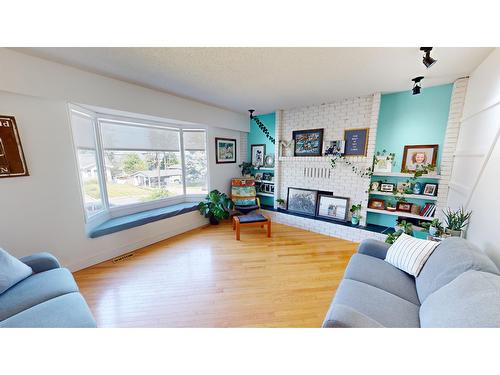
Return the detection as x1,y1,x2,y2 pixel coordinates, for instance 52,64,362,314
420,203,436,217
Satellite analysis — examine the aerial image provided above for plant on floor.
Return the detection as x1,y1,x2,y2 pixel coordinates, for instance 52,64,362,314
350,203,362,225
198,189,234,225
443,207,472,237
238,162,253,177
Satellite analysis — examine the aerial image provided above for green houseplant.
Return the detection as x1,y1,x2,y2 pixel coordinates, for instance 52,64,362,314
443,207,472,237
198,189,234,225
350,203,362,226
420,218,444,237
386,221,414,244
276,198,286,209
238,162,253,177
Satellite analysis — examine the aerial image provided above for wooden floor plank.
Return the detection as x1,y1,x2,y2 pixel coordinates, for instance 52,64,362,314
73,221,357,327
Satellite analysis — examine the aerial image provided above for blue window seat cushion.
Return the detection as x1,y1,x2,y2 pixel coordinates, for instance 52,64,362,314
89,202,199,238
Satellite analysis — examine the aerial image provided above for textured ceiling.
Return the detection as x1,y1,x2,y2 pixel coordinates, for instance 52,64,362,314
16,47,493,114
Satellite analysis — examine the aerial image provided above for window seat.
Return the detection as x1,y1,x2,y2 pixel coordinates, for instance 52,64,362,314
89,202,199,238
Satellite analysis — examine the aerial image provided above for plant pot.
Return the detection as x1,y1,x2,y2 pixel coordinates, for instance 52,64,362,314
386,207,396,212
445,228,462,237
351,216,360,226
429,226,438,236
208,215,220,225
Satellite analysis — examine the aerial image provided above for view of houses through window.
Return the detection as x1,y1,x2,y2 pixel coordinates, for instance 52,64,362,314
70,108,208,218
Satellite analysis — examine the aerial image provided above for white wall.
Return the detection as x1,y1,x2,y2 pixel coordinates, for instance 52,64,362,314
447,48,500,267
0,49,247,271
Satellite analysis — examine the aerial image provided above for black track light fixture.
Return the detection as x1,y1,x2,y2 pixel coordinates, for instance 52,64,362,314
420,47,437,68
248,109,255,119
412,76,424,95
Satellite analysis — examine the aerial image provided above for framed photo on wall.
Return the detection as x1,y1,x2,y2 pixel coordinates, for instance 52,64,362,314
316,194,349,222
344,128,369,156
292,128,324,156
401,144,438,172
380,183,395,193
368,198,385,210
423,183,438,196
324,140,345,156
215,137,237,164
0,115,29,178
396,202,412,213
251,144,266,166
286,187,318,216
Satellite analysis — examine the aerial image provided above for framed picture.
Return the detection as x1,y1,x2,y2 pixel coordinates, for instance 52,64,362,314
215,137,237,164
254,172,263,181
380,183,395,193
287,187,318,216
368,199,385,210
0,115,29,178
293,128,324,156
262,172,272,181
344,128,369,156
373,155,392,173
370,181,380,192
423,183,438,196
316,194,349,222
324,140,345,156
397,182,411,194
401,144,438,172
396,202,412,213
251,144,266,166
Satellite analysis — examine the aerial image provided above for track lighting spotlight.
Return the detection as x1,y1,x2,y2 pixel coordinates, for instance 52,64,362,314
420,47,437,68
248,109,255,119
412,76,424,95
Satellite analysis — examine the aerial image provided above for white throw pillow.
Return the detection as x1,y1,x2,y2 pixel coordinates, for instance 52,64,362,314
385,233,440,277
0,248,33,294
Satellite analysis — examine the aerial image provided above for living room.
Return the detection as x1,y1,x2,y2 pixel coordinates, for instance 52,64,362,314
2,1,499,373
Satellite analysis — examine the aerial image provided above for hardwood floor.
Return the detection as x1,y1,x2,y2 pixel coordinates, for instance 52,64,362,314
73,221,357,327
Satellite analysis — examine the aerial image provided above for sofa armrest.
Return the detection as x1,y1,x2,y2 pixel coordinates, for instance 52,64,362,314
19,252,61,274
357,239,391,260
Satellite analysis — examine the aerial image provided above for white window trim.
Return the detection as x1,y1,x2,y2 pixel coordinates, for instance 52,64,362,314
69,104,210,227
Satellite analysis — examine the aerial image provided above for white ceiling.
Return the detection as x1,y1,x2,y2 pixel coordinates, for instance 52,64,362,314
16,47,493,114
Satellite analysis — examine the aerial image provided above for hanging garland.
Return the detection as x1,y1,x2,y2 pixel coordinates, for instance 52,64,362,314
329,152,373,178
249,110,275,144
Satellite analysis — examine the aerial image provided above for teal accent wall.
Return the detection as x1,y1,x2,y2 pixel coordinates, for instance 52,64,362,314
367,84,453,228
248,112,276,207
376,83,453,171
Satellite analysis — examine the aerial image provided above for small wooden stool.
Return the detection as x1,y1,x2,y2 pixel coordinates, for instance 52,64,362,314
232,214,271,241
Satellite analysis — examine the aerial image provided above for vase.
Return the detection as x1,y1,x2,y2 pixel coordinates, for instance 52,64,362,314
445,228,462,237
429,226,438,236
208,215,220,225
351,216,360,226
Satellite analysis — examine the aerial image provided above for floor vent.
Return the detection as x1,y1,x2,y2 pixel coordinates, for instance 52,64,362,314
112,252,135,263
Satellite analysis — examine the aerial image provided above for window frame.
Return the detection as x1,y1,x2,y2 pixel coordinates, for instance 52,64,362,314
69,105,210,223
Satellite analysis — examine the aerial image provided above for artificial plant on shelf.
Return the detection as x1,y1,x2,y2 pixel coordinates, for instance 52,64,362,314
420,218,444,237
198,190,234,225
373,149,396,170
386,220,414,244
350,203,362,226
443,207,472,237
329,152,373,178
402,164,437,179
238,162,253,177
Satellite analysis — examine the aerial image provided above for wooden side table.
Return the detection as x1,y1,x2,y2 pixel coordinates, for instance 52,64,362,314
232,214,271,241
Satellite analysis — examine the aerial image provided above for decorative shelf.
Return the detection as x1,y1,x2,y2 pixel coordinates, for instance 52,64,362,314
369,191,438,201
366,208,434,221
257,192,274,197
372,172,442,180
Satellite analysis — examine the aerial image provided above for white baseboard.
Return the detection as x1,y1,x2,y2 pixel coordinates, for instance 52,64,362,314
67,213,208,272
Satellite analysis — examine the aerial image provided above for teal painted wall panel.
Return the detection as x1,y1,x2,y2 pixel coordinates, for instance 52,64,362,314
367,84,453,228
248,112,276,206
376,83,453,172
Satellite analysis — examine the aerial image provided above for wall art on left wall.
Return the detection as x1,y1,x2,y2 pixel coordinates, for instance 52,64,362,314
0,115,29,178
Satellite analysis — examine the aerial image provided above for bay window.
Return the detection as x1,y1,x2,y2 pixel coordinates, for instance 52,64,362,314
69,106,209,222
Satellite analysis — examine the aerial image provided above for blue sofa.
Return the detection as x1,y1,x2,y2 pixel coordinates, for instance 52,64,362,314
0,253,96,328
322,237,500,328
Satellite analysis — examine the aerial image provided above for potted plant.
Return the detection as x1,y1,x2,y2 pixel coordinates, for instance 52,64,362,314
276,198,286,209
421,218,444,237
443,207,472,237
198,189,234,225
386,199,396,212
386,221,414,244
238,162,253,177
350,203,362,226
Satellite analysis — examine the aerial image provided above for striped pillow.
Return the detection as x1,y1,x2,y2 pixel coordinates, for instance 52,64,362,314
385,233,440,277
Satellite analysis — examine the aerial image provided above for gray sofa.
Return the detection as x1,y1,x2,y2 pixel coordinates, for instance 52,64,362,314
322,237,500,328
0,253,96,328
